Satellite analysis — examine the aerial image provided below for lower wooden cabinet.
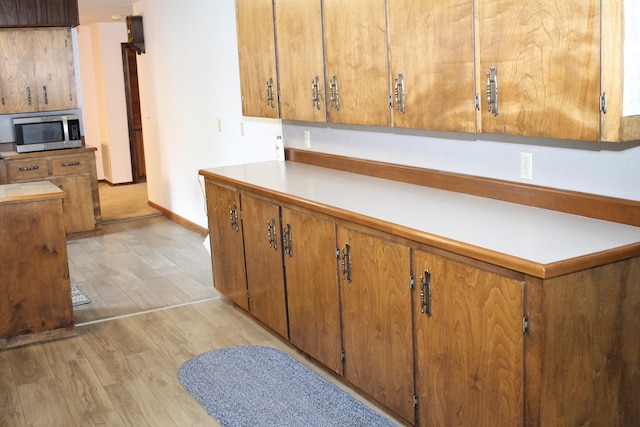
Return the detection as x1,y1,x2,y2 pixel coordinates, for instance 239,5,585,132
281,207,342,374
412,248,524,426
241,194,289,339
0,148,101,238
338,226,415,424
205,181,248,310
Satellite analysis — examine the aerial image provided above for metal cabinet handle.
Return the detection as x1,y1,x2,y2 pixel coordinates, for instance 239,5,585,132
267,217,277,250
43,85,48,105
61,161,81,167
311,76,321,110
27,87,32,106
329,75,340,111
341,242,352,283
282,222,292,257
266,78,275,108
420,269,432,317
229,202,239,232
18,165,39,172
394,73,406,114
486,66,498,116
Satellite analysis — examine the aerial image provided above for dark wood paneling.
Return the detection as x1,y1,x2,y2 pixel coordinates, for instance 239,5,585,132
0,0,18,25
285,148,640,227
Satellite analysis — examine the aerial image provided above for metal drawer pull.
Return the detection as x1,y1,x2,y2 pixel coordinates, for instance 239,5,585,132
341,242,352,283
18,165,39,171
61,161,81,167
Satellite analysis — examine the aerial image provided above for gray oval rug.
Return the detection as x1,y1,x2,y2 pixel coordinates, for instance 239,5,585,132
177,346,397,427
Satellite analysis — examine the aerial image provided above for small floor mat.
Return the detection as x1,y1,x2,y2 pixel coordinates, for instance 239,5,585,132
71,284,91,306
178,346,396,427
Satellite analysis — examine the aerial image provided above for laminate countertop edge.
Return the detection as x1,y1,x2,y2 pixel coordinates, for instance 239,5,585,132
199,162,640,279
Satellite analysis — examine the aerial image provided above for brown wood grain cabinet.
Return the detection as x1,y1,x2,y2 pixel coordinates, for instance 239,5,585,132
0,148,102,238
204,181,249,310
338,225,415,424
0,28,77,113
0,181,75,349
235,0,279,118
281,206,342,374
274,0,326,122
200,160,640,426
323,0,390,126
240,193,289,339
387,0,476,133
0,0,79,27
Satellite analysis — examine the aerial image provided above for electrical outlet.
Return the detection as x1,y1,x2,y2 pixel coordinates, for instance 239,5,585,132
304,131,311,148
217,119,222,133
240,121,245,137
520,152,533,180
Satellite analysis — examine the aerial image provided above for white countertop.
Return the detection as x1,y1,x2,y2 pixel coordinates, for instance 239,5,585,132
201,161,640,277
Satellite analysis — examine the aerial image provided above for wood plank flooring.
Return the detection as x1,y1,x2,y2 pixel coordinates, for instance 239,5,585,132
1,216,403,426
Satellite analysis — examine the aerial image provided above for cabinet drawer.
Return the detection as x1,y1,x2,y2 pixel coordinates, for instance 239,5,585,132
6,159,50,181
51,156,90,175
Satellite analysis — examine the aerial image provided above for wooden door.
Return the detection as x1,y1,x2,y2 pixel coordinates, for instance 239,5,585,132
387,0,476,132
412,249,524,426
122,44,146,183
281,207,341,374
241,193,288,338
235,0,279,118
476,0,600,140
338,226,414,424
323,0,389,126
204,181,248,310
275,0,326,122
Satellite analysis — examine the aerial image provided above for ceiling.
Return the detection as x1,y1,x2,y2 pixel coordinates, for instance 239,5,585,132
77,0,137,25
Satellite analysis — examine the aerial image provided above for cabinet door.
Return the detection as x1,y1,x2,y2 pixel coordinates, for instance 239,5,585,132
50,174,96,234
275,0,326,122
323,0,389,126
0,0,19,26
33,28,76,111
235,0,279,118
281,207,341,374
477,0,600,140
0,30,37,113
412,249,524,426
387,0,476,132
338,227,414,424
204,181,248,310
241,194,288,338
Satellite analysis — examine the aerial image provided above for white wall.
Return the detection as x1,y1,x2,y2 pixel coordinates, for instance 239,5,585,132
132,0,281,229
76,22,132,184
282,124,640,202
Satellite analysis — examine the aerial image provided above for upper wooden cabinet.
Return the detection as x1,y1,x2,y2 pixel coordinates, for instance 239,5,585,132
235,0,279,119
235,0,640,142
0,0,79,27
476,0,600,141
274,0,326,122
323,0,389,126
387,0,476,133
0,28,77,113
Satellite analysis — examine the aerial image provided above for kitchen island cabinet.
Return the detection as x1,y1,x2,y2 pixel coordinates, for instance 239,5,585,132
0,181,75,349
199,160,640,426
0,148,102,238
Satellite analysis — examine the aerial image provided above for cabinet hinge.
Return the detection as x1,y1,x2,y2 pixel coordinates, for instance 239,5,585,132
523,314,530,334
341,350,346,362
410,274,415,290
475,93,480,110
336,247,340,259
388,94,393,107
600,92,607,114
413,395,419,408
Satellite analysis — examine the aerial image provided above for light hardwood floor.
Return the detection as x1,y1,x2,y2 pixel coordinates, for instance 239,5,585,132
1,216,403,426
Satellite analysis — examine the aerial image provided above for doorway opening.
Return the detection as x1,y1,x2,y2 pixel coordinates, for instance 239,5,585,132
121,44,146,183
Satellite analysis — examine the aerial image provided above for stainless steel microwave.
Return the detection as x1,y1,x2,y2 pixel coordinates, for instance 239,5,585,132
13,114,82,153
